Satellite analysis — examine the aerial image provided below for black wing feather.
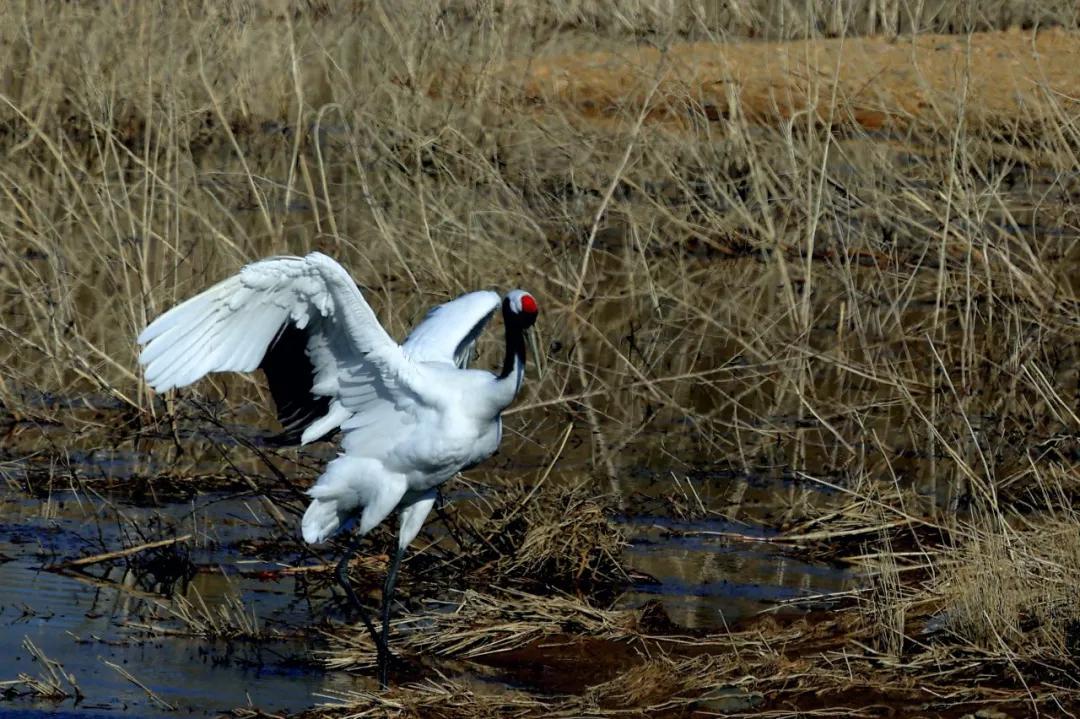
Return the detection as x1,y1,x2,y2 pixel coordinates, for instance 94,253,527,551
453,307,498,368
259,323,334,446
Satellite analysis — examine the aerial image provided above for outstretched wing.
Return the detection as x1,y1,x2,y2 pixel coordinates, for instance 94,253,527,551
138,252,418,445
258,322,333,445
402,290,501,368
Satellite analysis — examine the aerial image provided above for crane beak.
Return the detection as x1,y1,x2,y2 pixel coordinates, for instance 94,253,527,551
527,326,543,382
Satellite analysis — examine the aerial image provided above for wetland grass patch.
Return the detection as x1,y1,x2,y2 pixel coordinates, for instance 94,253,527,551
1,1,1079,715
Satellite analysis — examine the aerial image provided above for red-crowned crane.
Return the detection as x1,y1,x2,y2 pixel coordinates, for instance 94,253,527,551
136,252,539,686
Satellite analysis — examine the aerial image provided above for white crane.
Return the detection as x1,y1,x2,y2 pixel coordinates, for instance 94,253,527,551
136,252,539,686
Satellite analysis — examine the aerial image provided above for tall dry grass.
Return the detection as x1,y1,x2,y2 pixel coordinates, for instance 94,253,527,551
0,1,1079,713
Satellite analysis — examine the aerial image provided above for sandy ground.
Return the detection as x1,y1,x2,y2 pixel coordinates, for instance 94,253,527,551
498,29,1080,130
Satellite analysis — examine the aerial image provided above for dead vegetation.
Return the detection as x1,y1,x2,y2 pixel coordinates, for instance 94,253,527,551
456,479,629,589
314,655,752,719
941,519,1080,664
0,0,1079,716
324,587,648,671
156,589,265,640
0,638,83,702
498,28,1080,135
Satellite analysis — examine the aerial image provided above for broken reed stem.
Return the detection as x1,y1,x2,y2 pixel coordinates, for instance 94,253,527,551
52,534,192,570
571,334,619,495
102,658,176,711
0,638,83,701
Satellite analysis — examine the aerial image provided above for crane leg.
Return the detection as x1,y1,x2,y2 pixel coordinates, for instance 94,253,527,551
377,544,404,688
334,533,389,675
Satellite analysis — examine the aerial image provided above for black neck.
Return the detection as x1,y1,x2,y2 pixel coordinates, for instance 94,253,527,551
498,303,527,381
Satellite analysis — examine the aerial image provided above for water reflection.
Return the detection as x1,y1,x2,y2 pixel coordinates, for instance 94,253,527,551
620,516,851,630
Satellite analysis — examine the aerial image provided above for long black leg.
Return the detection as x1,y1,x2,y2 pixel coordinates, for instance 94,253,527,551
377,544,405,688
334,532,387,667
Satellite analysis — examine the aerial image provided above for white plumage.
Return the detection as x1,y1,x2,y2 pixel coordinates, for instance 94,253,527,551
403,290,501,367
137,252,539,686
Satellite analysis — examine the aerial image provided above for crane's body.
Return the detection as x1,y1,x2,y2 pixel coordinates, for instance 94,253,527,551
136,252,538,686
302,350,519,538
301,361,511,548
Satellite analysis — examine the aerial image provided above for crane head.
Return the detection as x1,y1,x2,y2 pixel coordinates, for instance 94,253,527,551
505,289,539,327
504,290,542,380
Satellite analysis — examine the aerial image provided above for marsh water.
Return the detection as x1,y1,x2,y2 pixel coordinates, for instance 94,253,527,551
0,409,852,717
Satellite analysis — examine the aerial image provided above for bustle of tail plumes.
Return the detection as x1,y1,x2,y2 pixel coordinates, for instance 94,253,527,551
301,456,365,544
299,456,403,545
301,497,345,544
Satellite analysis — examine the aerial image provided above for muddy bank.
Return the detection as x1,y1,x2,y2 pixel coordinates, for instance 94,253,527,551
492,29,1080,132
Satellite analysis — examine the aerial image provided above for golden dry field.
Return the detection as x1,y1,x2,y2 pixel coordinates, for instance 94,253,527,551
1,2,1079,717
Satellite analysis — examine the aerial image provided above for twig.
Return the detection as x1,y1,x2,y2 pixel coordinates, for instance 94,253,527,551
52,534,192,570
235,555,387,577
101,658,176,711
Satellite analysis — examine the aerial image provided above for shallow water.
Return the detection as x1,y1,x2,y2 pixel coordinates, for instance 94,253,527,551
0,466,851,716
0,392,854,714
620,514,851,630
0,494,345,717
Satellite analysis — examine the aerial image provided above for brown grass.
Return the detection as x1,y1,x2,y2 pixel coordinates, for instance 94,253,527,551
451,479,629,589
499,28,1080,133
1,1,1079,716
324,586,649,671
943,519,1080,659
312,655,746,719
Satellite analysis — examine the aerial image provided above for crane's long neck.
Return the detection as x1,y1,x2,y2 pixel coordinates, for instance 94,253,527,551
493,307,527,409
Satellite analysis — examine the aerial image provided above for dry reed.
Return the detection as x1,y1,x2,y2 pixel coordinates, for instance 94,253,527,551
0,1,1078,716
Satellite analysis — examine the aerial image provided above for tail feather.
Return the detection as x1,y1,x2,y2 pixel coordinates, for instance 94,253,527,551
301,497,345,544
300,456,410,545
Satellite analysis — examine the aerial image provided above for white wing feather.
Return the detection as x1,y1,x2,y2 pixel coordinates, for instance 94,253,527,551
138,253,417,441
402,290,501,368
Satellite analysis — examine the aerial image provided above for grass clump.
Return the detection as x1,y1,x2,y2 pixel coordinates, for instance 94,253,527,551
476,481,628,590
325,586,648,671
943,520,1080,664
161,589,264,641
